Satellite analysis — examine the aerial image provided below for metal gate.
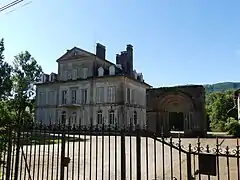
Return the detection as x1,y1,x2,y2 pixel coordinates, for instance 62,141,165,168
0,123,240,180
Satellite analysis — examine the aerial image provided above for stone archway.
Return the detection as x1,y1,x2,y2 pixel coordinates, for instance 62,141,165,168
156,92,195,134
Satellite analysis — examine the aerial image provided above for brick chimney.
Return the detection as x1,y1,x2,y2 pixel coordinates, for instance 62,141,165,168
116,54,120,64
96,43,106,60
126,44,133,76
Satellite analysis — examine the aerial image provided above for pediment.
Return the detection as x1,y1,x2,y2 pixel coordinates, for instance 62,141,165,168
56,47,94,62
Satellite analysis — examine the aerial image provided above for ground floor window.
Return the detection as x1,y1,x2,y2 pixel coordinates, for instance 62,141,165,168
72,112,77,126
97,110,103,124
109,110,115,124
133,111,137,125
61,111,66,125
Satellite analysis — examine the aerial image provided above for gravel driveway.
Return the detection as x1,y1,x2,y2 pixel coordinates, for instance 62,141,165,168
11,136,240,180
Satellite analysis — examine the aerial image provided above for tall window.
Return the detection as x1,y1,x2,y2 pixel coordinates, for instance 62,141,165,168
97,110,103,124
96,87,104,103
48,91,54,105
61,111,66,124
47,110,52,122
72,112,77,126
126,88,131,103
72,69,77,80
81,89,88,104
68,71,72,80
83,68,88,79
62,90,67,104
77,67,82,79
107,86,116,103
71,89,77,104
39,92,45,105
64,70,68,81
133,111,137,125
131,89,135,104
109,110,115,124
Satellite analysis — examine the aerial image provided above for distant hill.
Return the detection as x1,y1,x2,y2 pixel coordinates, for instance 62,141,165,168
204,82,240,94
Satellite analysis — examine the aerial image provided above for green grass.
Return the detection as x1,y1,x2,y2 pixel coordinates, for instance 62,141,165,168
19,132,86,145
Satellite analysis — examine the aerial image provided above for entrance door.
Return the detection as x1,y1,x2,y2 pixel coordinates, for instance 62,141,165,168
168,112,184,131
184,112,193,131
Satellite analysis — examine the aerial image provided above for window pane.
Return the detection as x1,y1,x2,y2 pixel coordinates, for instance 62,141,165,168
71,89,77,103
62,90,67,104
81,89,87,104
96,87,104,103
109,110,115,124
134,111,137,125
97,111,103,124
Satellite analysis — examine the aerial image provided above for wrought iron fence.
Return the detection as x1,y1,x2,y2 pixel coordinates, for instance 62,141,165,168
0,122,240,180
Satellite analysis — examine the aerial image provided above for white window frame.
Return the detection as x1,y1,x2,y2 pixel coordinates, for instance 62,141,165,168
47,91,54,105
72,112,77,126
133,111,137,125
109,65,115,75
109,110,115,124
96,87,104,103
62,90,67,104
39,92,45,105
83,68,88,79
71,89,77,104
97,110,103,124
72,69,77,80
126,88,131,104
107,86,116,103
64,70,68,81
68,70,72,80
98,67,104,77
77,67,82,79
61,111,66,125
81,89,88,104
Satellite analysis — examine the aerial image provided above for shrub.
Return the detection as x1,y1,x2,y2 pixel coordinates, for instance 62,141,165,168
225,117,240,137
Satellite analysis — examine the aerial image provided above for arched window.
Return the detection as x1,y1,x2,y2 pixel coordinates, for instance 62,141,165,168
133,111,137,125
109,65,115,75
61,111,66,125
98,67,104,77
97,110,103,124
109,110,115,124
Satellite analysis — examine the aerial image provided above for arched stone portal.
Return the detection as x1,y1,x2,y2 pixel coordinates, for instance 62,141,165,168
156,92,195,134
147,85,206,137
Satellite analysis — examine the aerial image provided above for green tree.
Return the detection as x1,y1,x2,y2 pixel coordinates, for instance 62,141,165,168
11,51,42,125
225,117,240,137
0,38,12,100
206,90,237,131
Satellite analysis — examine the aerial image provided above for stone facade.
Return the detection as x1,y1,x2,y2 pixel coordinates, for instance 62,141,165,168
234,89,240,120
35,43,150,129
146,85,206,136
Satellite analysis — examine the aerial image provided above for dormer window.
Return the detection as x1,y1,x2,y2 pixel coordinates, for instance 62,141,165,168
98,67,104,77
109,65,115,75
73,51,77,56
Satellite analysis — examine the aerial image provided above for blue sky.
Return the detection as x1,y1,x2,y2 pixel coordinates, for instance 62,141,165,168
0,0,240,87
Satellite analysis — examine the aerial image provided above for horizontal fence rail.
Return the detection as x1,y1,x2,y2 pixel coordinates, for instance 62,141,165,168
0,122,240,180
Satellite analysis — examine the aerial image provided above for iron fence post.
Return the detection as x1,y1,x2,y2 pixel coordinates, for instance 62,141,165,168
187,143,192,180
121,129,126,180
187,153,192,180
14,129,21,180
5,128,12,180
60,128,66,180
136,128,141,180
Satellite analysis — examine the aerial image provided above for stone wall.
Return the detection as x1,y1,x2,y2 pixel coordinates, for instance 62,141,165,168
146,85,207,137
